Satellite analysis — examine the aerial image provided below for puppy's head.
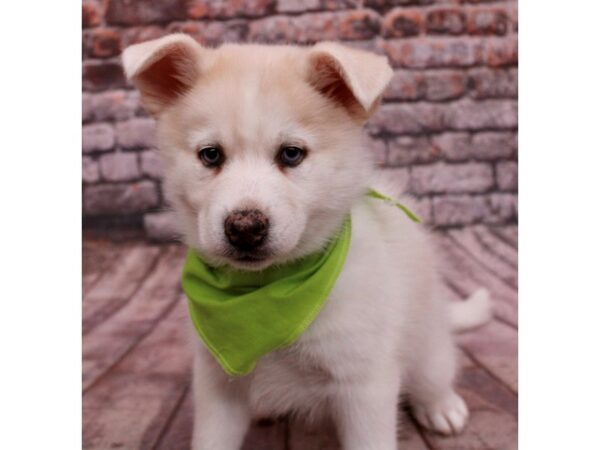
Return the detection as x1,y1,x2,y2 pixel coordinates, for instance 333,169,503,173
123,35,392,270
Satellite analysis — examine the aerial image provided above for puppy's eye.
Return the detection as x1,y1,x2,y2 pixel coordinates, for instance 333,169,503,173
277,146,305,167
197,146,224,168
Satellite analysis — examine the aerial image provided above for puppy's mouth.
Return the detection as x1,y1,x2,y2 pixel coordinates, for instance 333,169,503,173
234,253,267,263
225,247,273,269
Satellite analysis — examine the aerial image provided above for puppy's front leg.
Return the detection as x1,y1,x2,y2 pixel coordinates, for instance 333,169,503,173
191,344,250,450
332,374,401,450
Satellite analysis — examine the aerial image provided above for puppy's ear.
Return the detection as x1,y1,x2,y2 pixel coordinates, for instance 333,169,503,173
122,34,204,116
307,42,393,122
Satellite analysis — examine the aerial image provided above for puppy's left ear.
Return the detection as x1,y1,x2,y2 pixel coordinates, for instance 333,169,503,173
122,34,204,116
307,42,393,122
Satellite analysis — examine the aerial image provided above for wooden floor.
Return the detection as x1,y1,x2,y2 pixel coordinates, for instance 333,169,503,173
83,225,518,450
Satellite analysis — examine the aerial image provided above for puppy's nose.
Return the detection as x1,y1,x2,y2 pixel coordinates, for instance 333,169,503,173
224,209,269,250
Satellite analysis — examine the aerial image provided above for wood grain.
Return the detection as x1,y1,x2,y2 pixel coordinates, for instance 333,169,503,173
458,320,518,393
446,227,517,289
83,244,162,334
83,245,185,391
434,233,518,327
154,390,288,450
438,281,518,393
83,240,125,294
83,300,191,450
419,353,517,450
82,224,518,449
471,226,517,270
489,225,518,250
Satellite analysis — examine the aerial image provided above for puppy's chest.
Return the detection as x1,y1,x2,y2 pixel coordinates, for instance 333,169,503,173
247,327,362,417
247,293,395,417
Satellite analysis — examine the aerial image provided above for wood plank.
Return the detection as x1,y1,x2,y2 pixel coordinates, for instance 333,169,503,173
434,234,518,327
398,413,433,450
489,225,518,250
153,386,194,450
458,321,518,394
82,236,518,449
286,408,429,450
288,418,340,450
419,273,518,448
84,244,162,301
83,240,124,294
154,389,288,450
439,281,517,394
446,227,517,289
471,226,518,270
83,299,192,450
83,245,186,391
83,244,163,334
418,352,517,450
286,345,517,450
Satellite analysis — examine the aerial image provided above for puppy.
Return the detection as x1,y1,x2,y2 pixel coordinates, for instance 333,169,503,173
122,34,492,450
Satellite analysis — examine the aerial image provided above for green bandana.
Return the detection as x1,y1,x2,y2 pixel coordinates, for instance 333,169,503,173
182,190,419,376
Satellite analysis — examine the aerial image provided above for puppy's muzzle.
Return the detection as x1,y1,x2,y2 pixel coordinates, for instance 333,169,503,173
224,209,270,251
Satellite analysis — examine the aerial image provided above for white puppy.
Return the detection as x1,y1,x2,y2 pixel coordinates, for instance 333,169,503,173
123,34,492,450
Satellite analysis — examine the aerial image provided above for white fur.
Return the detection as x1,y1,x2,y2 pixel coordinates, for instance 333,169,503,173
122,35,492,450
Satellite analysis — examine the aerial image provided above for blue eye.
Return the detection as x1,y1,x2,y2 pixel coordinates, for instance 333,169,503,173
278,146,305,167
197,146,224,168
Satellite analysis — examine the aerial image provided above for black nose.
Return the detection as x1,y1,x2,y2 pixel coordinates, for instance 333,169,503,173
224,209,269,251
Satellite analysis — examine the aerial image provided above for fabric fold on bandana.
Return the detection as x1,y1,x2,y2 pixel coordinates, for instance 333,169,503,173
182,218,352,376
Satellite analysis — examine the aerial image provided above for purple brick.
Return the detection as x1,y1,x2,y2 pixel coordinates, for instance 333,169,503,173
469,68,518,99
433,193,517,226
369,103,446,135
187,0,275,19
384,70,467,102
277,0,320,13
82,93,93,122
83,60,127,92
387,135,440,166
166,20,249,47
105,0,187,25
116,118,157,149
383,37,482,69
426,8,466,35
432,132,517,161
444,99,517,130
88,90,141,121
496,161,518,191
99,152,140,182
83,181,159,215
83,157,100,183
410,162,494,194
433,194,487,226
484,193,517,224
83,123,115,153
248,10,381,43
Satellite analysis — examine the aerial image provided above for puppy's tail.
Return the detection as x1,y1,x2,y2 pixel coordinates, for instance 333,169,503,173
450,288,493,333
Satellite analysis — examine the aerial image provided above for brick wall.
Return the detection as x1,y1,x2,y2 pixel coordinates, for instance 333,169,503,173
82,0,517,240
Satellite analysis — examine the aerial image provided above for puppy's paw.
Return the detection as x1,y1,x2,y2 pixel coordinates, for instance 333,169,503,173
412,392,469,436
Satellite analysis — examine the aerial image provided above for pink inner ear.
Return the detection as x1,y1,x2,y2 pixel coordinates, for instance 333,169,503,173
309,56,366,120
134,46,198,115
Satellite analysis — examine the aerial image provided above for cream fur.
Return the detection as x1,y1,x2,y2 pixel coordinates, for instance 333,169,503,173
122,34,492,450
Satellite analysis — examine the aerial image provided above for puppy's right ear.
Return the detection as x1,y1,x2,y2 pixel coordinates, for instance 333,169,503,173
122,34,204,116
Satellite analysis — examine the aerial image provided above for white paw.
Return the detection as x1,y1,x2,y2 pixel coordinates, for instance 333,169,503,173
412,392,469,436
